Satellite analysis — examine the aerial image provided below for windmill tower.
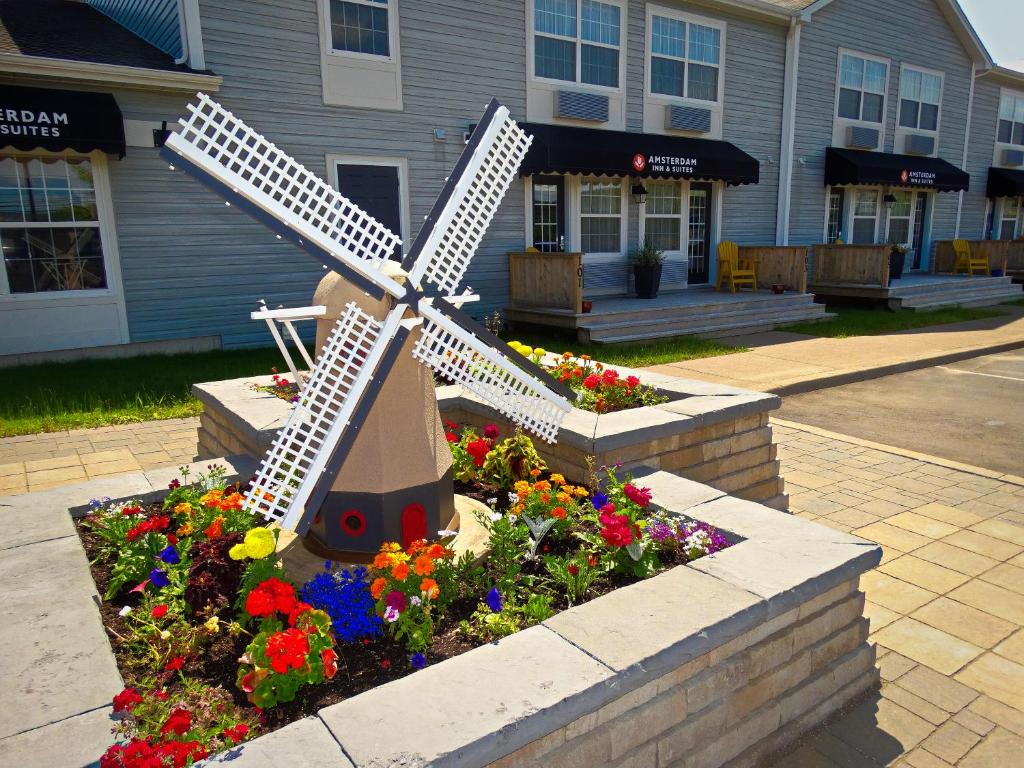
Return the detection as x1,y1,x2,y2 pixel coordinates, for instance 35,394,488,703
161,95,575,557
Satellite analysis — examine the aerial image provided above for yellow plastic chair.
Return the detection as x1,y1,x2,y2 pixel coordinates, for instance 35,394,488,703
714,240,758,292
952,239,988,276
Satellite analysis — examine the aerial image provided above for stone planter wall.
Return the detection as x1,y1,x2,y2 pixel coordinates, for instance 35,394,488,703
194,368,788,510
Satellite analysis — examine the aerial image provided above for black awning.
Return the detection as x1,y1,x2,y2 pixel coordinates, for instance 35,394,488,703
986,166,1024,198
0,85,125,158
520,123,759,186
825,147,968,192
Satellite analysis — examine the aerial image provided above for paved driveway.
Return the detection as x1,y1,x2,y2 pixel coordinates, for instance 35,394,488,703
774,351,1024,477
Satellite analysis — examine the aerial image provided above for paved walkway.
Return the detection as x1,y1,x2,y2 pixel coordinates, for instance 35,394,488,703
0,417,199,494
649,305,1024,395
764,420,1024,767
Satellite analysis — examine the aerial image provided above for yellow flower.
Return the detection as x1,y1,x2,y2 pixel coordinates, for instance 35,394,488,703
557,492,571,504
173,502,192,515
573,486,589,497
228,527,277,560
204,616,220,633
534,347,547,358
177,523,195,536
549,473,565,486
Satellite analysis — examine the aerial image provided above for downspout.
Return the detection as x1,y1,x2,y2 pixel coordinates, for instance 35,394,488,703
954,62,977,239
179,0,206,70
776,16,802,245
174,0,188,65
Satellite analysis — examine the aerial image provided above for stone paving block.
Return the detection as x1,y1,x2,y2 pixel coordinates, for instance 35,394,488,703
886,512,960,541
0,461,25,477
896,663,980,715
860,571,938,614
855,498,909,518
877,649,917,682
919,720,982,762
911,597,1016,650
913,542,1000,577
993,629,1024,664
944,530,1023,562
873,618,983,676
879,556,971,595
854,522,932,553
979,562,1024,597
826,695,934,765
955,654,1024,711
22,453,82,472
319,626,615,768
86,459,143,478
958,727,1024,768
953,708,996,737
947,580,1024,625
882,682,951,726
902,747,955,768
912,503,985,528
970,519,1024,548
0,474,27,495
26,465,87,488
204,717,353,767
968,696,1024,738
824,508,880,529
0,705,114,768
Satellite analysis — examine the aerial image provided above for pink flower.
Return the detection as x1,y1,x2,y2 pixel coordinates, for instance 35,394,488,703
623,483,653,507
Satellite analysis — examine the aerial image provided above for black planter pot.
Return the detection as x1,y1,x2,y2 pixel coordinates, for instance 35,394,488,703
634,263,663,299
889,249,905,280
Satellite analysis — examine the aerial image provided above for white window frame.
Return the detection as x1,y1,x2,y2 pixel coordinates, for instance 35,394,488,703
641,178,685,256
834,49,890,127
528,0,626,94
897,64,944,135
576,175,627,255
322,0,399,63
996,88,1024,151
997,197,1023,240
643,6,726,106
327,154,411,255
847,186,881,245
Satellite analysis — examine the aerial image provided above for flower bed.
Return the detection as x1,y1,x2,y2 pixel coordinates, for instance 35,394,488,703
80,427,732,766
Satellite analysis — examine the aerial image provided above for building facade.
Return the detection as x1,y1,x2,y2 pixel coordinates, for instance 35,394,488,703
0,0,1021,358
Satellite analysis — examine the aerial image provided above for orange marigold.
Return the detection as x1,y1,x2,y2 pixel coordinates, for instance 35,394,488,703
551,506,567,519
391,562,410,581
413,555,434,577
372,553,390,570
426,543,445,558
540,492,550,504
533,480,551,492
370,577,387,600
556,492,571,504
173,502,192,515
406,539,427,556
549,473,566,486
529,468,541,478
419,578,439,599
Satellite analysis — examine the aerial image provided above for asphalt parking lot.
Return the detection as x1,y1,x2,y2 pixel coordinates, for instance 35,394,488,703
776,350,1024,476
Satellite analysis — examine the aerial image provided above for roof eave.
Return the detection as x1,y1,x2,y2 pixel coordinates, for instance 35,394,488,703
684,0,797,25
977,65,1024,89
0,53,221,92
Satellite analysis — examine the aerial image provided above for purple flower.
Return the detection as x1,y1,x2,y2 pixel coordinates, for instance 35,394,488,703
384,590,407,614
158,545,180,565
149,568,170,589
410,652,427,669
590,492,609,510
647,522,674,543
486,587,503,613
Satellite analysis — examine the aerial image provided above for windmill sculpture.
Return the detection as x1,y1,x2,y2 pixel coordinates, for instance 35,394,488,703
161,94,575,557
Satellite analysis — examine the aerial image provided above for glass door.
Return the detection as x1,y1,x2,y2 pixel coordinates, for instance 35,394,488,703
531,175,565,252
911,192,927,269
687,183,712,284
885,190,928,270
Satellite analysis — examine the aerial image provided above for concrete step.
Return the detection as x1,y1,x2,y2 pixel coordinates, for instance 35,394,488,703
891,276,1014,297
576,292,819,326
581,297,825,334
589,307,833,343
901,285,1024,310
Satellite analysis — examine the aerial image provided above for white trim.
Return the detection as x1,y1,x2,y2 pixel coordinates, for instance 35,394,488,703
527,0,627,93
322,0,401,64
993,87,1024,166
0,53,221,92
317,0,403,110
955,62,977,239
832,48,890,147
326,154,411,256
777,17,801,245
643,5,727,106
576,175,628,256
895,63,944,139
180,0,206,71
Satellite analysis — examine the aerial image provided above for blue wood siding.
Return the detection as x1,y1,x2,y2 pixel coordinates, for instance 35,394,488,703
964,79,1000,239
87,0,183,59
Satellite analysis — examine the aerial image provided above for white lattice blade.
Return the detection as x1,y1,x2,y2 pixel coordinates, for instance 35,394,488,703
165,93,404,298
412,301,571,443
243,302,408,530
408,105,532,294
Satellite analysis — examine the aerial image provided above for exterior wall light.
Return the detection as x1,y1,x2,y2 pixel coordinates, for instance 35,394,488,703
883,193,897,210
631,183,648,204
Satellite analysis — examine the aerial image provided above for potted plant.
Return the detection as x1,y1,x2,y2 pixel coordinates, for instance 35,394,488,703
631,239,664,299
770,272,786,294
888,242,908,280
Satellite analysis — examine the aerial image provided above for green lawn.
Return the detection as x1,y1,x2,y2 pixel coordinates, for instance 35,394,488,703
780,306,1003,339
501,331,744,368
0,347,285,437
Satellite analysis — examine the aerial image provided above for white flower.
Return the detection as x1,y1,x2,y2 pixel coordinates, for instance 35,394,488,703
684,530,711,558
507,492,519,503
384,606,400,623
487,497,498,506
118,606,133,617
410,596,422,607
489,510,502,521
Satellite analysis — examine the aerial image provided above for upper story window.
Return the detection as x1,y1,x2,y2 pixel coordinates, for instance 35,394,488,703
898,67,942,132
998,91,1024,147
649,14,721,102
837,53,888,124
329,0,390,57
534,0,621,88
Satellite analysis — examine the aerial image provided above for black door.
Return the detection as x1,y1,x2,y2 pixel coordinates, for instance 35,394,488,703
335,163,402,259
532,175,565,252
911,192,927,270
687,183,712,284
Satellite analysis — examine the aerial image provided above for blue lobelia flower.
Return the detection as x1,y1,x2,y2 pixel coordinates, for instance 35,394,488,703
590,492,609,510
486,586,503,613
410,652,427,670
149,568,171,589
158,545,180,565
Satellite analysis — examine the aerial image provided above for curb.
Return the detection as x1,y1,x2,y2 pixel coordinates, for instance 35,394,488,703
767,337,1024,397
771,417,1024,488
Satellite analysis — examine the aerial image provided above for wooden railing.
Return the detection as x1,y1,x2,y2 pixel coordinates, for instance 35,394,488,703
738,246,809,293
932,240,1009,274
508,251,583,313
1008,241,1024,275
811,244,890,288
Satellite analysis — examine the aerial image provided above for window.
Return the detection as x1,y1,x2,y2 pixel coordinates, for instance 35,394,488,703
643,180,682,251
534,0,621,88
0,156,107,294
837,53,887,124
899,68,942,132
826,188,845,243
998,92,1024,146
580,177,621,252
887,191,913,245
851,189,879,244
998,198,1022,240
649,14,721,102
329,0,390,57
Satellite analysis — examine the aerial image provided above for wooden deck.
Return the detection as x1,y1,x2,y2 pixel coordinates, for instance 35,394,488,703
811,273,1023,310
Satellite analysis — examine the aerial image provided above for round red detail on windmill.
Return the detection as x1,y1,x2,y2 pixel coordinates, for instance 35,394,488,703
340,509,367,537
900,169,909,184
632,153,646,172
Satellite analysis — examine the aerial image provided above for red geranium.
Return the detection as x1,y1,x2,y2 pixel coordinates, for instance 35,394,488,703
445,431,459,443
466,438,490,467
265,628,310,674
483,424,500,439
121,505,143,516
582,374,601,390
598,505,635,547
151,604,168,619
111,687,143,713
287,601,314,627
602,369,619,383
321,647,338,679
125,515,169,542
160,707,192,736
164,656,185,672
623,483,653,507
223,723,249,744
626,375,640,388
245,578,297,618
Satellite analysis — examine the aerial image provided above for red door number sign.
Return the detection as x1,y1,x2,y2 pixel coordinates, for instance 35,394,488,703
632,153,646,172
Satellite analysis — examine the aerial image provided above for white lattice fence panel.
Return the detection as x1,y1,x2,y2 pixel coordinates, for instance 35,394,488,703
411,109,532,295
244,302,403,529
167,93,401,270
412,303,571,443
